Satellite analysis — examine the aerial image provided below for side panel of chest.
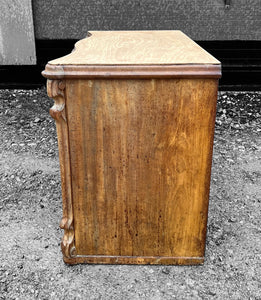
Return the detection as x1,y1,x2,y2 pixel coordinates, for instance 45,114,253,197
60,78,218,264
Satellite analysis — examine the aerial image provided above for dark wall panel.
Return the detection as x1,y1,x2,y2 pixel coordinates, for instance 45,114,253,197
33,0,261,40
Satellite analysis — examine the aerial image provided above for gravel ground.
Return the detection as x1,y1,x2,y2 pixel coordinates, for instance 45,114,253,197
0,88,260,299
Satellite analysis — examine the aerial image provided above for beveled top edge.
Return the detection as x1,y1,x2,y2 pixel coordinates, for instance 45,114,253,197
48,31,221,66
42,63,222,79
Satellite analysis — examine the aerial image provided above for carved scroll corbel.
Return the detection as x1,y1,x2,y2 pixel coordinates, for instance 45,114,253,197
60,216,76,258
47,79,76,259
47,79,67,122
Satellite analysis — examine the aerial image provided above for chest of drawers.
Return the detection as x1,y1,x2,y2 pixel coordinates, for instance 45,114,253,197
42,31,221,264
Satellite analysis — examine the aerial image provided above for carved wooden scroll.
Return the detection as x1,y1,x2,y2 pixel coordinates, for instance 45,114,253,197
47,79,76,259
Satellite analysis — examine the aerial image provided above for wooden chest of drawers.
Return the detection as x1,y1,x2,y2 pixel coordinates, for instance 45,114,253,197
42,31,221,265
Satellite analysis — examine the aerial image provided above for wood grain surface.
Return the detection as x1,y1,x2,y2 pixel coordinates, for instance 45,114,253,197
47,80,76,259
59,78,219,264
49,31,220,65
42,64,221,79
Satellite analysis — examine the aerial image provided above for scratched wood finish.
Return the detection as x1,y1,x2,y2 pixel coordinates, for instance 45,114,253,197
58,78,218,265
43,31,221,264
49,31,220,65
